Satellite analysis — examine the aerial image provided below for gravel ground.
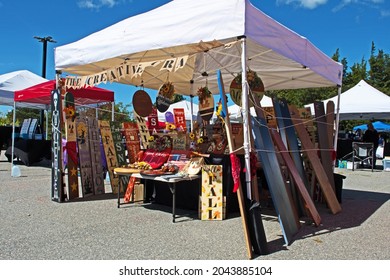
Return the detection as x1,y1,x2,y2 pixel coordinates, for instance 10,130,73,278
0,153,389,260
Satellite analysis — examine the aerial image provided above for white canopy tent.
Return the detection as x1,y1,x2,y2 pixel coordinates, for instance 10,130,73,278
54,0,342,215
0,70,48,109
305,80,390,120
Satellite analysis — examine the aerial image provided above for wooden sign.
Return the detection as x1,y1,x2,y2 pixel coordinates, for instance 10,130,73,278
173,108,186,132
76,115,94,197
99,120,120,194
111,122,128,193
263,106,277,128
229,73,264,107
172,133,186,150
134,111,150,149
148,107,159,131
199,95,214,121
64,91,79,200
132,90,153,117
200,165,224,220
123,122,140,164
51,89,63,202
88,116,105,195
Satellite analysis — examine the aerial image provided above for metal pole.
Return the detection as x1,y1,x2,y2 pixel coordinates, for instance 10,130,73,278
11,102,16,174
240,37,251,200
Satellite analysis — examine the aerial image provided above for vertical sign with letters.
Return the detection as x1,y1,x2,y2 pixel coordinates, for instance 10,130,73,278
51,89,63,202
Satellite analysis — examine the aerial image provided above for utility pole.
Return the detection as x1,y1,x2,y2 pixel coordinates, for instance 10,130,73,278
34,36,56,138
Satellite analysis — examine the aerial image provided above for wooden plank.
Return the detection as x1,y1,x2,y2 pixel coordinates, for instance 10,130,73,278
76,115,94,197
270,130,321,226
63,92,79,200
217,70,254,259
122,122,141,164
200,165,224,220
88,116,105,195
51,89,63,202
134,112,150,149
99,120,120,194
326,101,335,156
314,101,335,191
289,105,341,214
111,122,128,194
251,114,300,245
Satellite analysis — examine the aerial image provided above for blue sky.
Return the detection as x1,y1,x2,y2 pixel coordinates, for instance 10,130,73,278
1,0,389,113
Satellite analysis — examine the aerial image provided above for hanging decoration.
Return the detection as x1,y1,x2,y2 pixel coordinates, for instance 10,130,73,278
197,86,214,121
230,69,265,107
156,81,175,112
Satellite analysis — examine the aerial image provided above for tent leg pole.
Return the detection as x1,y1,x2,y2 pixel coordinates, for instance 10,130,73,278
11,101,16,175
333,85,342,169
240,37,252,200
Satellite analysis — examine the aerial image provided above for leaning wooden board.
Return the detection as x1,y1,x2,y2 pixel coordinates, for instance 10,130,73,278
76,115,94,197
217,70,254,259
63,91,79,200
88,116,105,195
111,121,128,193
99,120,120,194
289,105,341,214
270,129,321,226
314,101,335,191
252,93,300,246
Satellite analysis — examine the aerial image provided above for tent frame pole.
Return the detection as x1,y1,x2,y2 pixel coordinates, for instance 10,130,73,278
10,101,16,175
240,36,252,199
333,85,342,162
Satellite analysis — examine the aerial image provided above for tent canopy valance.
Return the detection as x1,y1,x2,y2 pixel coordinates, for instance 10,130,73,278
55,0,342,96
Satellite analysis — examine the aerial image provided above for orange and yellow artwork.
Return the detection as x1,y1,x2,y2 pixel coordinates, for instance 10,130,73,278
200,165,224,220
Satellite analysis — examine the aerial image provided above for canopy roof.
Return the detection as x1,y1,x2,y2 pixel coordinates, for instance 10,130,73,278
55,0,342,95
305,80,390,120
14,80,114,108
353,121,390,132
0,70,48,108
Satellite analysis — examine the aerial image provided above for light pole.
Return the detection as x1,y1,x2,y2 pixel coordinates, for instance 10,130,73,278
34,36,56,138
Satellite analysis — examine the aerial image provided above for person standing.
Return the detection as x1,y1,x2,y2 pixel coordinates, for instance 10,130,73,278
362,122,379,168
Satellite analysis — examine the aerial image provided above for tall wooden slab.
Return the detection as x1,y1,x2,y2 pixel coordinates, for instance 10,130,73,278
314,101,335,191
88,116,105,195
123,122,140,164
326,101,335,154
63,91,79,200
99,120,120,194
76,115,94,197
251,92,300,246
200,165,223,220
51,89,63,202
111,122,128,193
134,112,150,149
270,130,321,226
289,105,341,214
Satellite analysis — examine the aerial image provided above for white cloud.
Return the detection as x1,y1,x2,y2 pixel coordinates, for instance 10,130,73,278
77,0,120,10
277,0,328,9
332,0,387,13
380,10,390,17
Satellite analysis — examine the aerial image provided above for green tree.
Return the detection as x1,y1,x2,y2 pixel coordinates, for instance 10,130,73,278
97,102,133,123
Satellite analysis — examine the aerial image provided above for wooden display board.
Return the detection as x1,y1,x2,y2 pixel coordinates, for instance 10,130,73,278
111,122,128,193
173,108,186,132
76,115,94,197
200,165,224,220
99,120,120,194
122,122,140,164
88,116,105,195
134,112,150,149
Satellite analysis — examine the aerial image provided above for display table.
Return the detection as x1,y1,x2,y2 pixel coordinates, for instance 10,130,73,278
5,138,51,166
114,167,200,223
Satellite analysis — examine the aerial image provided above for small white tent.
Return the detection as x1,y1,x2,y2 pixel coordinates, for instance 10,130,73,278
227,95,273,121
305,80,390,120
0,70,48,109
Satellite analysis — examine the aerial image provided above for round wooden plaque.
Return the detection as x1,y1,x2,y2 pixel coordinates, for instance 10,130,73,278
229,78,264,107
132,90,153,117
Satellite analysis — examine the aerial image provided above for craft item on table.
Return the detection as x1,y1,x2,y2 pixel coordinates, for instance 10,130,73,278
133,89,153,117
230,69,264,107
198,86,214,121
182,156,205,175
156,81,174,112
